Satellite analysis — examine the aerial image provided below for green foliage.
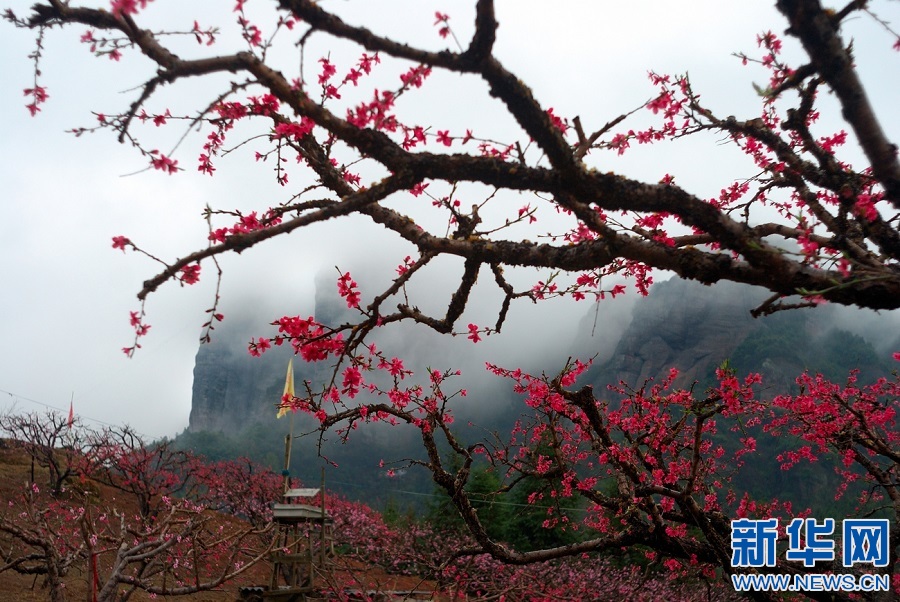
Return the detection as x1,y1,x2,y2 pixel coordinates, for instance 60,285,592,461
810,329,884,382
174,423,288,463
425,450,586,552
425,451,466,532
501,473,585,552
728,312,888,385
466,466,510,539
729,312,807,373
382,496,418,528
426,460,517,542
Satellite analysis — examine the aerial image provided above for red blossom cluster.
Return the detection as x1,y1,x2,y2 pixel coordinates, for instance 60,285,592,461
23,85,47,116
149,150,179,174
249,314,345,363
110,0,153,18
111,235,130,252
179,263,201,285
433,11,451,39
346,89,398,131
337,271,361,309
123,308,150,357
208,210,283,244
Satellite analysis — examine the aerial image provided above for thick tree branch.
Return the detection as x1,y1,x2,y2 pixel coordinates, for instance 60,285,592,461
777,0,900,207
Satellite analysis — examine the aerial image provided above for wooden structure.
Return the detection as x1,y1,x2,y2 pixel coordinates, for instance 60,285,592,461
267,486,334,597
238,371,337,601
238,419,335,601
239,485,334,601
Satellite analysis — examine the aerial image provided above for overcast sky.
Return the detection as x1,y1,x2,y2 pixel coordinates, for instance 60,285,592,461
1,1,897,439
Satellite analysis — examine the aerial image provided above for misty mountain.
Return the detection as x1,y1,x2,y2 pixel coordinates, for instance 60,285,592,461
188,270,352,435
187,273,894,438
583,278,894,394
180,274,895,508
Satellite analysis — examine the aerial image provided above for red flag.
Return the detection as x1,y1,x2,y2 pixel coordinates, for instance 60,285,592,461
68,398,74,429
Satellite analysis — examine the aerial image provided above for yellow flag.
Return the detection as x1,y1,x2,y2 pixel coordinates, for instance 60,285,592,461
278,358,295,419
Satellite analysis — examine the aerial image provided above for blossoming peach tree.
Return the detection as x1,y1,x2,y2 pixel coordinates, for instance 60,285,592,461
0,412,274,602
7,1,899,599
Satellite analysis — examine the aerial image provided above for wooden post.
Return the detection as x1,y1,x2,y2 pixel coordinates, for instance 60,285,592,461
320,467,326,568
282,411,295,495
282,433,292,495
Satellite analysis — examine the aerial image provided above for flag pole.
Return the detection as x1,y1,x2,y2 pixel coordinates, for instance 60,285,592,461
282,427,292,495
279,358,296,495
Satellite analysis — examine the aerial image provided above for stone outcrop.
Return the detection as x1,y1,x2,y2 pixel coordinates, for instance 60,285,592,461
188,334,295,434
188,270,348,435
599,279,768,389
586,278,891,394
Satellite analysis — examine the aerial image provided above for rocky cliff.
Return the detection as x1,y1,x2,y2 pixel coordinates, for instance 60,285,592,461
585,278,892,394
601,279,768,388
188,271,348,435
188,334,294,434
